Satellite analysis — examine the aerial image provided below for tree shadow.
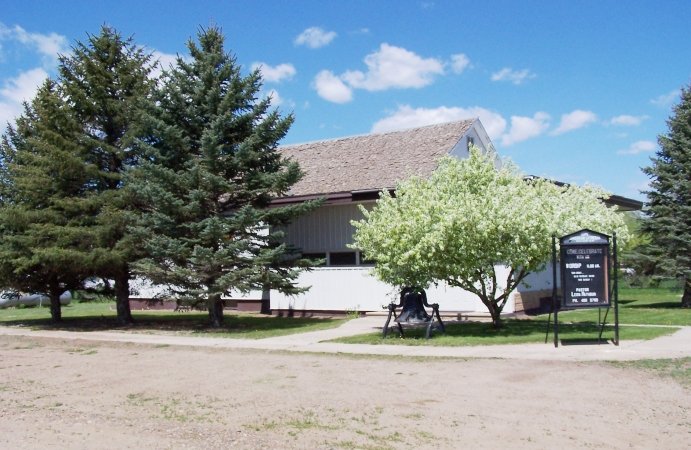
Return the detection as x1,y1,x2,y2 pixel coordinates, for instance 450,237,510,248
0,313,343,336
383,319,605,340
560,338,611,346
625,302,682,309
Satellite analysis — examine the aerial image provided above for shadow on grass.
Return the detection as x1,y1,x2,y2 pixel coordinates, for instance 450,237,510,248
0,313,345,338
434,320,605,338
364,319,621,345
335,317,677,346
624,302,682,309
559,338,609,346
618,299,637,305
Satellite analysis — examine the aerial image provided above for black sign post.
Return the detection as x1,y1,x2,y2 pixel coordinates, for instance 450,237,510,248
550,229,619,347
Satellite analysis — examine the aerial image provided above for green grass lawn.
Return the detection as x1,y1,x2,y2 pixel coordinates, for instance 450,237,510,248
0,301,346,339
545,286,689,326
0,286,685,345
333,319,676,346
333,286,686,346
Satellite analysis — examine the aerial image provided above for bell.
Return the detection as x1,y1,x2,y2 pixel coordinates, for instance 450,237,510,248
395,288,432,324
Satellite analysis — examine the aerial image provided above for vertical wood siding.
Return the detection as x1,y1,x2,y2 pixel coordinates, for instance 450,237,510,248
283,203,369,252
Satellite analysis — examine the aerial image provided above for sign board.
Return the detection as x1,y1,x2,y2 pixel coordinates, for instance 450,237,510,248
560,229,610,308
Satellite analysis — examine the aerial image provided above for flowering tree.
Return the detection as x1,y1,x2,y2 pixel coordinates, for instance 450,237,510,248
352,148,628,328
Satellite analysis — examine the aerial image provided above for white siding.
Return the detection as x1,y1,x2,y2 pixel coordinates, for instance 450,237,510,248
449,121,494,160
271,266,517,313
519,262,559,292
129,277,263,301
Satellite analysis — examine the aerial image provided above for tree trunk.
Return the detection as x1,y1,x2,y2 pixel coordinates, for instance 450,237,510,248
483,297,503,329
114,271,133,325
207,294,224,327
489,308,502,329
682,278,691,308
49,292,62,323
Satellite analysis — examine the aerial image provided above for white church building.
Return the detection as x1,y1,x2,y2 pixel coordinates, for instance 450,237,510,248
131,119,641,316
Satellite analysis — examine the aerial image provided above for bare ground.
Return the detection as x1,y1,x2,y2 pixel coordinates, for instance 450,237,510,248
0,335,688,449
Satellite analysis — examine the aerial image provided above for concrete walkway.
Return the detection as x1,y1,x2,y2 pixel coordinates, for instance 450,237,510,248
1,317,690,361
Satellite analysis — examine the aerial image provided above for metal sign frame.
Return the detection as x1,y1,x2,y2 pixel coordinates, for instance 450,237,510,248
561,229,610,308
547,229,619,348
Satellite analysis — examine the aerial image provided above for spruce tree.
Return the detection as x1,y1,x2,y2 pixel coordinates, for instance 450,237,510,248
58,26,154,324
130,27,317,327
0,81,97,321
643,83,691,307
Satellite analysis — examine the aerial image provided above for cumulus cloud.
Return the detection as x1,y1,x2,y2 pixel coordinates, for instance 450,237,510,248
251,62,296,83
501,112,551,146
0,67,47,103
263,88,283,107
294,27,337,49
0,67,48,126
148,50,179,80
341,43,444,91
0,23,68,67
371,104,507,140
0,24,66,126
491,67,536,85
0,100,22,129
617,140,656,155
313,70,352,104
450,53,471,74
651,90,679,107
552,110,598,135
609,114,648,126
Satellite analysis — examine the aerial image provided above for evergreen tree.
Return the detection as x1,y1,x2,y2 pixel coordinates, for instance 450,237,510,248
643,83,691,307
0,81,98,321
130,27,317,327
58,26,154,324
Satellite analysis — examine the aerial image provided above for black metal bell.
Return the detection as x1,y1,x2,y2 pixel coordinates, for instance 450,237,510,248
395,288,431,324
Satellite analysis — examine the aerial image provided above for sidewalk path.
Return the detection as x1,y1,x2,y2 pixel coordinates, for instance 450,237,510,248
1,317,689,362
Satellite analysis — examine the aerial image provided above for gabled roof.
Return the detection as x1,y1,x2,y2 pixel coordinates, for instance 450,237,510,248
280,119,476,198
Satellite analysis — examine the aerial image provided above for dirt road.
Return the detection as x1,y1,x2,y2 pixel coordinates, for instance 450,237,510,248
1,335,688,449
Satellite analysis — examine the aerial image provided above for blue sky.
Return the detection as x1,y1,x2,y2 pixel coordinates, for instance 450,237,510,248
1,1,689,201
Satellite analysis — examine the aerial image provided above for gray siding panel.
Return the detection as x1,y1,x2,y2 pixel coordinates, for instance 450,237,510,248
284,203,368,252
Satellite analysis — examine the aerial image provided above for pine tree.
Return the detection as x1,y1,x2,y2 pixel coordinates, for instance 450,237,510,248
0,81,98,321
57,26,154,324
130,27,317,327
643,83,691,307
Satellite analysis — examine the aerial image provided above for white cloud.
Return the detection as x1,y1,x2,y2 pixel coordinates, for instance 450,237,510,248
491,67,536,85
294,27,337,49
371,104,507,140
617,140,657,155
0,67,48,127
264,88,282,106
0,67,48,104
450,53,471,74
0,100,22,129
552,110,598,135
609,114,648,126
251,62,296,83
148,50,179,80
0,23,68,68
501,112,551,146
651,90,679,107
351,28,370,35
341,43,444,91
313,70,352,103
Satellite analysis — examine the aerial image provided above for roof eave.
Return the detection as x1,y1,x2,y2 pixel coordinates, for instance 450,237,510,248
271,188,395,207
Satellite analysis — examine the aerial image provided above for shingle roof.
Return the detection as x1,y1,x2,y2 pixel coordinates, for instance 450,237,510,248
281,119,476,197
